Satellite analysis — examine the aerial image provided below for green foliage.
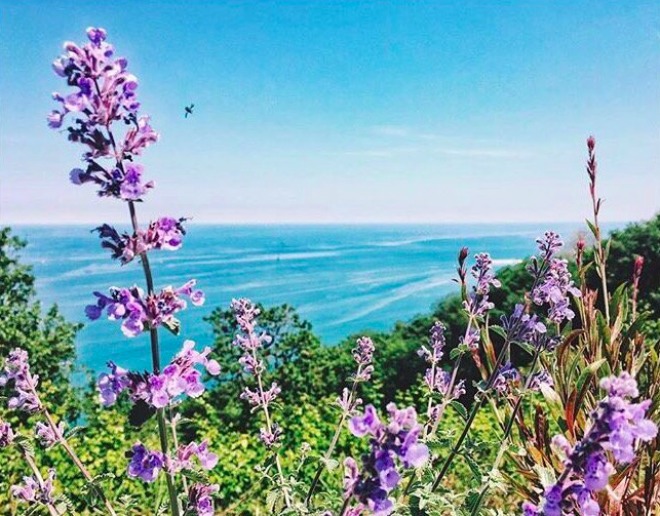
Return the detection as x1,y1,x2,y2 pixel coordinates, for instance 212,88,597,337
1,212,660,513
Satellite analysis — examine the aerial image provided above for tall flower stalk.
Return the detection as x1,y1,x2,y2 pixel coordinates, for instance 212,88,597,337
305,336,375,507
2,419,59,516
430,232,571,492
1,349,117,514
48,27,211,515
586,136,611,324
231,299,292,508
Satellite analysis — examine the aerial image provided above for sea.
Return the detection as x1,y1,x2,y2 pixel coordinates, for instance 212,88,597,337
13,223,604,375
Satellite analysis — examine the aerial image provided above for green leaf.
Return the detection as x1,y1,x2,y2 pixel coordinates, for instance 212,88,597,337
534,465,557,488
489,325,507,340
450,343,469,360
585,219,599,240
576,358,606,394
321,457,339,471
463,453,482,482
449,400,468,421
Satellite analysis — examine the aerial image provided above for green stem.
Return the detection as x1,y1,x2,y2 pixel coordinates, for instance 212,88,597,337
128,201,180,516
305,368,361,507
21,449,61,516
469,346,542,514
431,335,512,491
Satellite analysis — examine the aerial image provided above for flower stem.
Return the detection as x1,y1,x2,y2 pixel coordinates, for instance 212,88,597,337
28,376,117,515
305,368,361,507
469,345,542,514
21,450,60,516
127,200,180,516
431,335,512,491
252,348,292,508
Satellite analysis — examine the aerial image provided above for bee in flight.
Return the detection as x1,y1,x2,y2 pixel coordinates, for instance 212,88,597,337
184,103,195,118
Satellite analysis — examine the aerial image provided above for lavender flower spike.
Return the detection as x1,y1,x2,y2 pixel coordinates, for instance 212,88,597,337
524,371,657,515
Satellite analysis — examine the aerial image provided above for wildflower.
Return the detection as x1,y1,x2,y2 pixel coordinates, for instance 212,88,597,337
86,281,204,337
492,362,521,395
463,252,500,318
346,404,429,514
97,340,220,408
170,440,218,472
259,424,283,448
49,27,159,197
0,348,41,413
337,387,363,413
35,421,65,449
501,304,546,344
11,469,56,505
353,336,375,381
186,483,219,516
532,257,581,323
0,419,15,447
525,372,657,514
127,442,164,482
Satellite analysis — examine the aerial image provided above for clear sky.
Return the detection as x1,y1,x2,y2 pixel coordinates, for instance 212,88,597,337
1,1,658,224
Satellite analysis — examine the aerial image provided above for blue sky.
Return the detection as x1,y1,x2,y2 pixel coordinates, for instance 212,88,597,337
1,1,658,224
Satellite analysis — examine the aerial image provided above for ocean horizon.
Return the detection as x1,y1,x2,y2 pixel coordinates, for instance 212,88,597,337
13,222,621,374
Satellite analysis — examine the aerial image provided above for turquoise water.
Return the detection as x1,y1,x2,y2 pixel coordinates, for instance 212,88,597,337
15,223,595,374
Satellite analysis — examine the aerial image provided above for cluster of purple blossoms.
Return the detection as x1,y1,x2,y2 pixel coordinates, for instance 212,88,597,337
35,421,65,449
0,419,15,448
231,298,285,448
493,362,522,395
11,469,56,506
186,483,220,516
85,280,205,337
94,216,186,264
127,442,165,482
127,439,218,483
170,439,218,472
523,372,657,515
353,336,375,382
529,232,581,324
0,348,41,413
344,404,430,515
463,253,501,320
49,28,159,199
462,253,501,352
501,304,547,345
418,322,465,403
97,340,220,408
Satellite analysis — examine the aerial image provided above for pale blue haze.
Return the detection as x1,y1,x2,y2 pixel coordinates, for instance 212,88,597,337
1,2,659,224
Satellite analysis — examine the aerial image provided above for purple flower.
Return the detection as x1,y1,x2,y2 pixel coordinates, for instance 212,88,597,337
186,483,219,516
96,340,219,408
259,424,283,448
349,405,381,437
527,232,581,323
501,304,547,344
345,404,428,514
11,469,56,505
526,372,657,514
127,442,164,482
463,252,501,318
35,421,64,449
493,362,521,395
170,440,218,472
353,336,375,381
0,419,15,447
86,281,204,337
337,387,363,414
1,348,42,413
417,321,446,365
50,28,160,198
